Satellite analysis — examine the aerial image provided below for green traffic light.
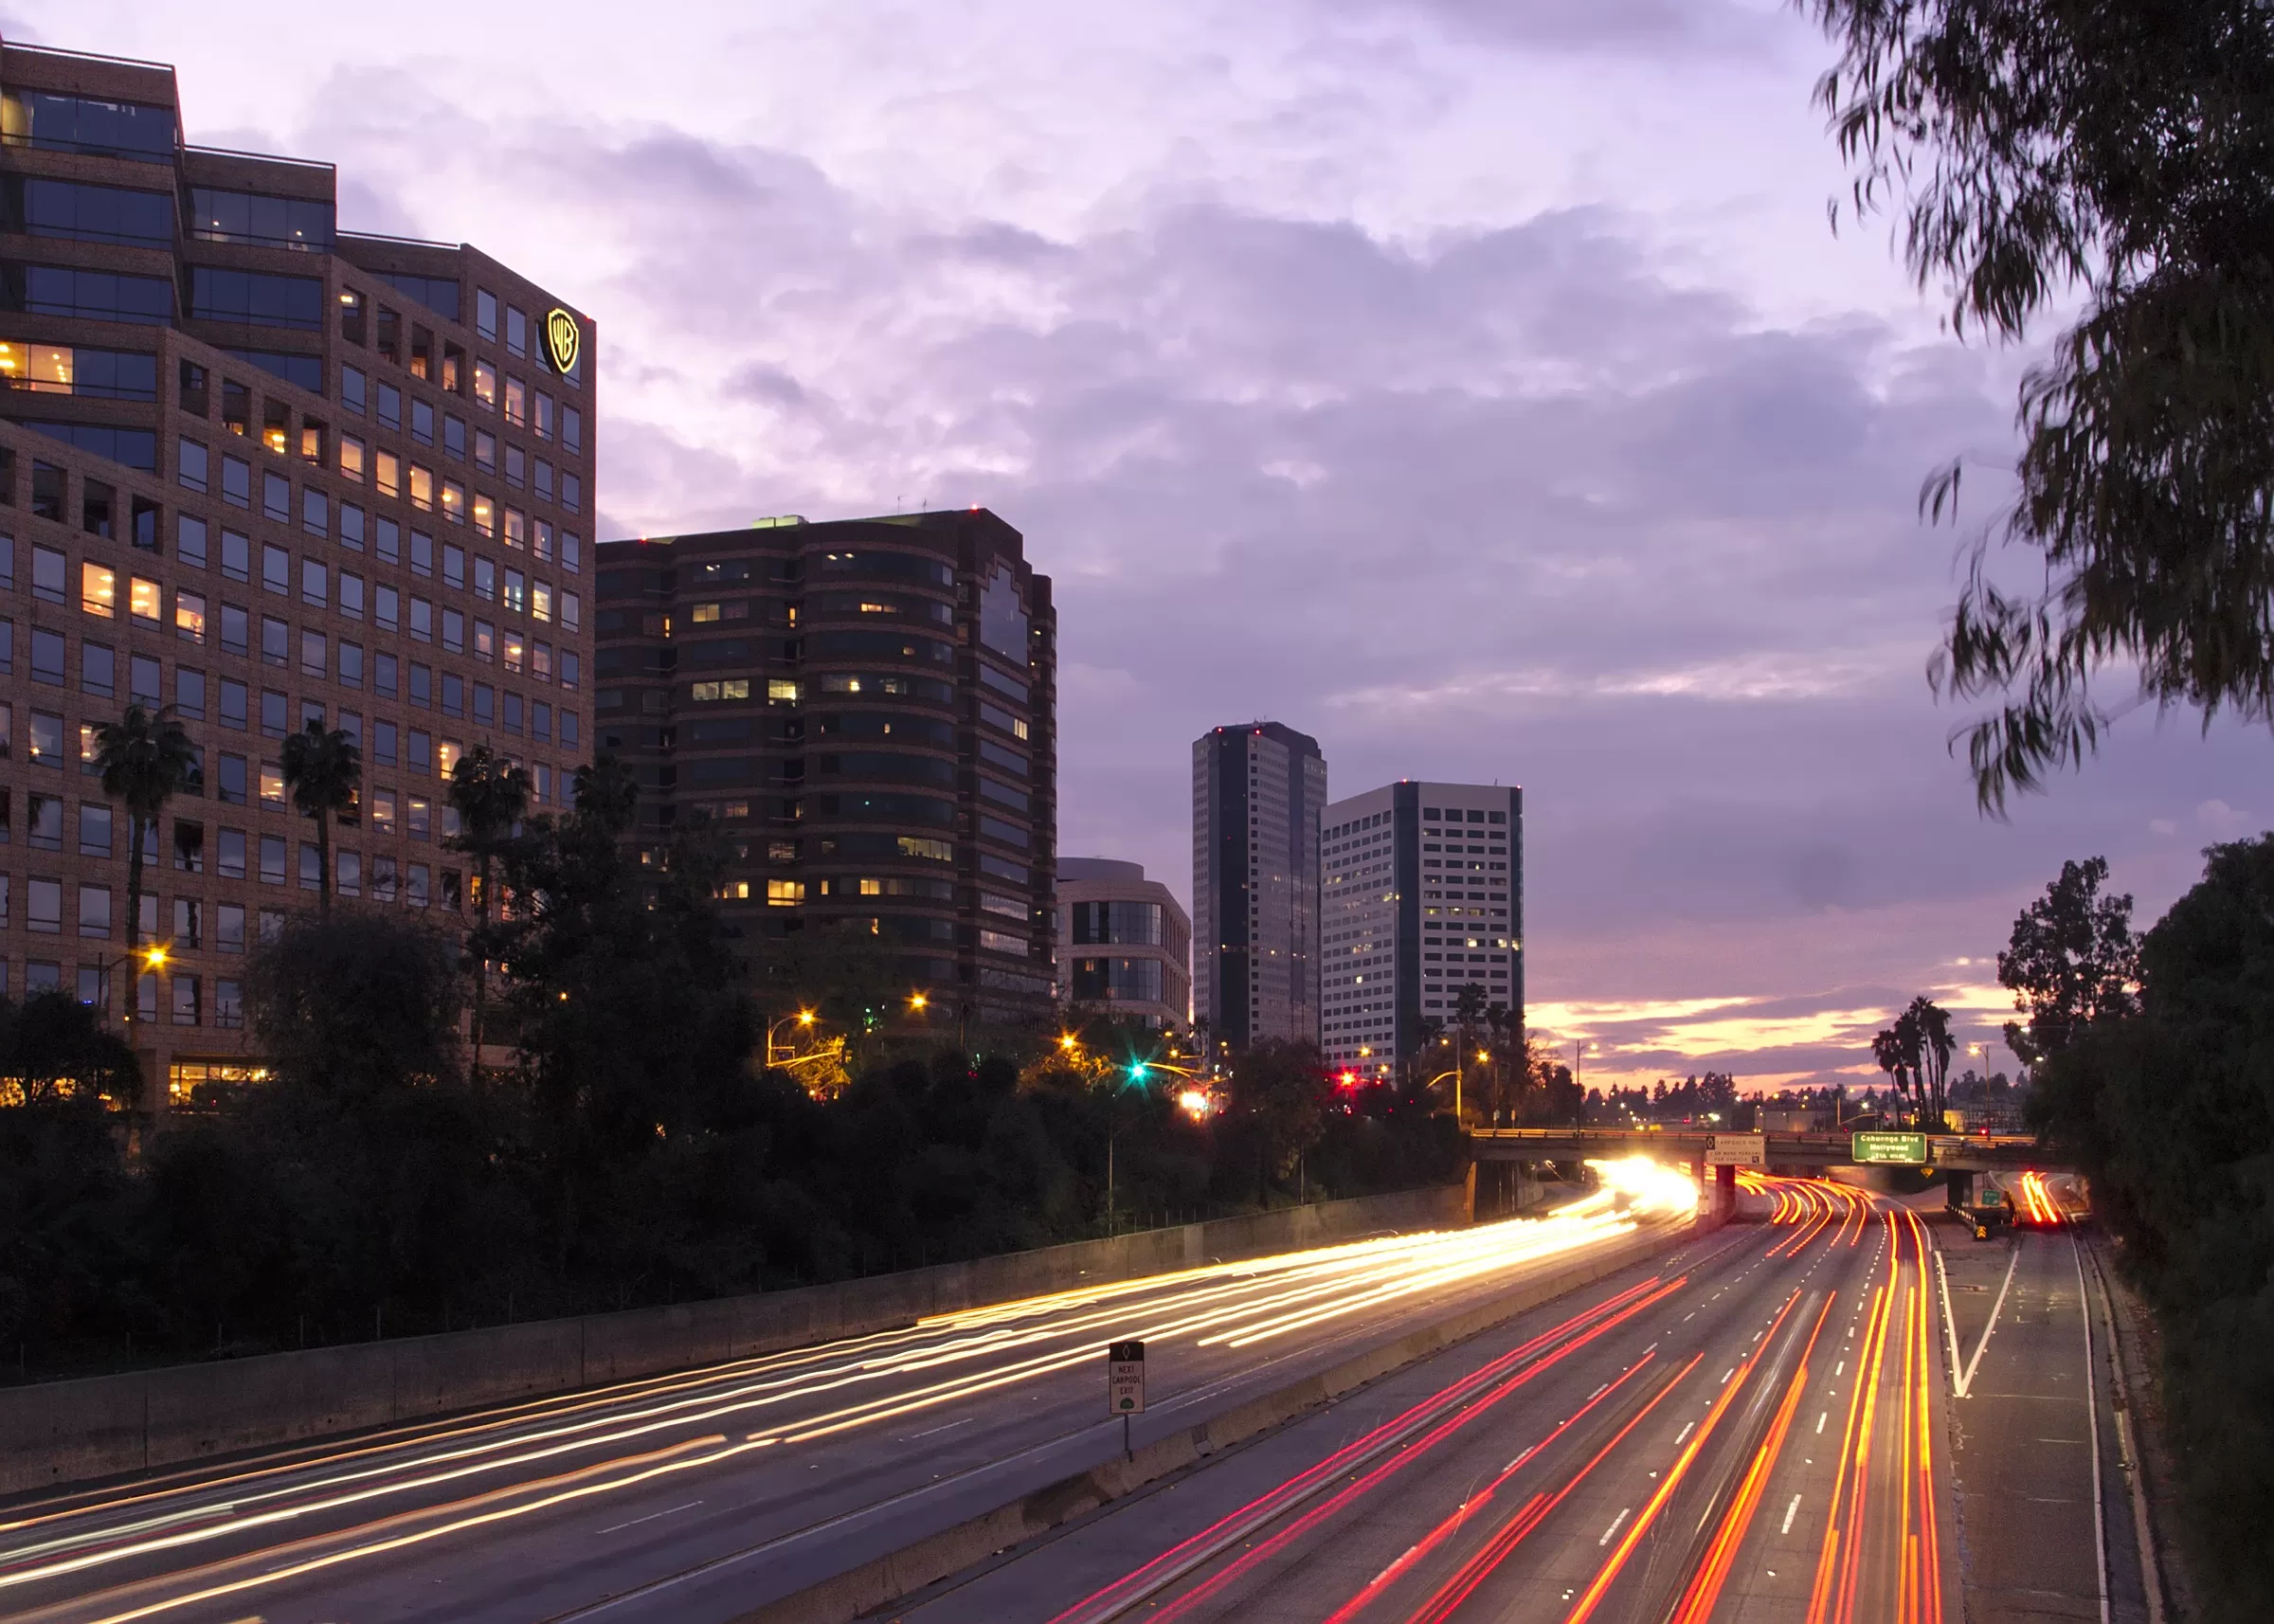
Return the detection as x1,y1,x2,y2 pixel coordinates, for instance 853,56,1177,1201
1128,1061,1148,1083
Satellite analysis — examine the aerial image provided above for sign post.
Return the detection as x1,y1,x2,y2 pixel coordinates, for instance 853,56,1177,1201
1705,1133,1766,1167
1850,1131,1929,1166
1108,1339,1146,1460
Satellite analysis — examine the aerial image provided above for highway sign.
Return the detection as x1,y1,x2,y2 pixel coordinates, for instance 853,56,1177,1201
1108,1339,1146,1415
1851,1131,1929,1165
1706,1133,1766,1167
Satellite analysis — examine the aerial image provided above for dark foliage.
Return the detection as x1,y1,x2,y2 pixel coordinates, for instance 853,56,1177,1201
1,773,1460,1380
2031,836,2274,1620
1996,855,2139,1064
1803,0,2274,809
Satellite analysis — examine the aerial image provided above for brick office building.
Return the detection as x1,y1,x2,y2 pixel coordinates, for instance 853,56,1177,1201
0,39,595,1104
594,510,1056,1028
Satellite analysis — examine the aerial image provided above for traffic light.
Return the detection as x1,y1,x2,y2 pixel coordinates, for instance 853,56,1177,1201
1128,1060,1149,1084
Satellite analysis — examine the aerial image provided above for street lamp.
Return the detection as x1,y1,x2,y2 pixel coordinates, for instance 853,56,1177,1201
765,1008,817,1069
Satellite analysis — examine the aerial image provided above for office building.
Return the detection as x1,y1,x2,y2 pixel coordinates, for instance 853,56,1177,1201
592,508,1056,1021
1320,780,1522,1074
0,38,596,1103
1192,722,1324,1051
1054,857,1190,1027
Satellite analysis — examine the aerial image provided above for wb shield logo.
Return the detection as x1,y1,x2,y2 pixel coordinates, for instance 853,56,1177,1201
544,307,580,375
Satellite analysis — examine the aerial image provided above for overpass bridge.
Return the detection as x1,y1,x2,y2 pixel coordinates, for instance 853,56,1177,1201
1467,1126,2050,1172
1464,1126,2064,1221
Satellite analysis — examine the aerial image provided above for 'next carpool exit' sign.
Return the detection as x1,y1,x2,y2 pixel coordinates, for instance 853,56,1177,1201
1851,1131,1929,1165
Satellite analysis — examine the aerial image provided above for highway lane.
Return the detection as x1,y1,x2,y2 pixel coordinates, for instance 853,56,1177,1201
898,1174,1961,1624
0,1161,1695,1624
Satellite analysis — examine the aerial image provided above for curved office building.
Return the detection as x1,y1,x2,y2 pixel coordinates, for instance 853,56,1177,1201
594,508,1056,1021
1054,857,1191,1028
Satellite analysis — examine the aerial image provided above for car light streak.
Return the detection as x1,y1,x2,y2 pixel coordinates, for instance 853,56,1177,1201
79,1434,754,1624
1314,1358,1664,1624
6,1206,1682,1605
1666,1296,1832,1624
1561,1287,1808,1624
1367,1358,1697,1624
1045,1272,1692,1624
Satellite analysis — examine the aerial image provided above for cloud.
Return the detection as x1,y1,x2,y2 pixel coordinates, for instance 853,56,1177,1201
1312,0,1774,55
51,2,2274,1088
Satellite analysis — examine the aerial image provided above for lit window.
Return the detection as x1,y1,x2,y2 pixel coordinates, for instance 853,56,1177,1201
471,491,494,536
689,678,751,702
438,739,461,779
768,679,800,702
691,602,721,623
129,576,161,624
718,880,751,900
375,449,401,497
502,632,525,673
260,762,285,804
472,360,497,411
81,562,116,617
766,879,803,906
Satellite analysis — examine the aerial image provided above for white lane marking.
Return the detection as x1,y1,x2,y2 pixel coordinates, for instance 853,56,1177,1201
1675,1422,1695,1445
1782,1493,1802,1535
1835,1362,1845,1376
1599,1507,1631,1546
2075,1235,2112,1624
596,1500,702,1536
906,1417,975,1440
1936,1246,1964,1390
1955,1240,2024,1399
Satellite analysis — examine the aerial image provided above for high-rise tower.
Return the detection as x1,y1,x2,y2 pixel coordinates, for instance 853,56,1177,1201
1192,722,1324,1052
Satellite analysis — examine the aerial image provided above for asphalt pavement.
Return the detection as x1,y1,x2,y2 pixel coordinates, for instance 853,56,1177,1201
886,1174,1963,1624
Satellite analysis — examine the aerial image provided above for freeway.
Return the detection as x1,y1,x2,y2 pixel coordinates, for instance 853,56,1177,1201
0,1164,1694,1624
899,1174,1961,1624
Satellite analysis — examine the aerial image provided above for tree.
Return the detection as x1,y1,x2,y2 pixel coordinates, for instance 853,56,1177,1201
1228,1038,1331,1200
1869,997,1956,1128
446,744,531,1068
1802,1,2274,809
93,703,195,1048
280,722,361,922
2030,835,2274,1620
244,912,462,1099
0,991,142,1108
1997,856,2139,1066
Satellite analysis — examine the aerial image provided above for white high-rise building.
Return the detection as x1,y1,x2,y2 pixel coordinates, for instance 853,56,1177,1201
1192,723,1326,1052
1319,781,1524,1075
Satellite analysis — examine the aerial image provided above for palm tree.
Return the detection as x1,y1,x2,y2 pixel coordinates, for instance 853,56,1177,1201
447,744,531,1069
94,704,195,1050
280,722,361,921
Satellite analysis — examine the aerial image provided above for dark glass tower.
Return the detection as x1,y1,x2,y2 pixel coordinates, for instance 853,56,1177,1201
1191,721,1326,1052
593,509,1056,1022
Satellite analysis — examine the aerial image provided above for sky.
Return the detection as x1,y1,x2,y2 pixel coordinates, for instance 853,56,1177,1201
25,0,2274,1090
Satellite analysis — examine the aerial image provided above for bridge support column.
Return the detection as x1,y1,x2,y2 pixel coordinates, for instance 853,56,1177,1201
1944,1168,1975,1212
1716,1162,1738,1222
1462,1158,1477,1226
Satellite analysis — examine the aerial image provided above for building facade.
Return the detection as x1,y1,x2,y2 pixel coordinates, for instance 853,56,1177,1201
1320,780,1522,1074
1053,857,1189,1027
0,38,596,1103
592,509,1056,1022
1192,722,1324,1052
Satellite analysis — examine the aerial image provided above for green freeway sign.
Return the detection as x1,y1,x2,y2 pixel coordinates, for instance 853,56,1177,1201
1851,1131,1929,1165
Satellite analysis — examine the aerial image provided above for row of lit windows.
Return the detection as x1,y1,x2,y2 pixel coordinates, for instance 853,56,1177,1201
2,692,577,814
179,434,582,545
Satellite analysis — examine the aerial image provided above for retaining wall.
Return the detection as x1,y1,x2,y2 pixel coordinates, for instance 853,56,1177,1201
0,1184,1465,1497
